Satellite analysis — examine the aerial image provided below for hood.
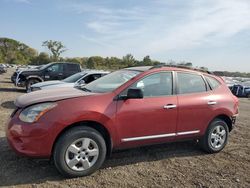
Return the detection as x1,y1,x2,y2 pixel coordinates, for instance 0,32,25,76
15,87,93,108
19,69,40,75
43,83,75,89
32,80,64,88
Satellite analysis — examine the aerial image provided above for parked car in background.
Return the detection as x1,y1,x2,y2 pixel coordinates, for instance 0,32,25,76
30,70,110,92
231,82,250,98
11,62,81,92
0,64,7,73
7,66,239,177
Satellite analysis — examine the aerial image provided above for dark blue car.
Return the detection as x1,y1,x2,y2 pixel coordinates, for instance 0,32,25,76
231,82,250,98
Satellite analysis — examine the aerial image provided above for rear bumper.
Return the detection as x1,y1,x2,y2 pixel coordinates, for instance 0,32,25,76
231,114,238,128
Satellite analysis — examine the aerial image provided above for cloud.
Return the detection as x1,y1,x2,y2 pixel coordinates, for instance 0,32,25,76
14,0,30,3
64,0,250,57
146,0,250,53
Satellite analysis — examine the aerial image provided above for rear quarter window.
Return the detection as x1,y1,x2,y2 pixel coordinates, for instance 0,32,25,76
205,76,221,89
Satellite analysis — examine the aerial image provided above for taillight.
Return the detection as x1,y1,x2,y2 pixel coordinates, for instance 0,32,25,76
233,96,239,114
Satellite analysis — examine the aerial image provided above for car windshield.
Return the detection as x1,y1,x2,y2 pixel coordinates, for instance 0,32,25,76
63,72,87,83
81,70,141,93
38,63,52,70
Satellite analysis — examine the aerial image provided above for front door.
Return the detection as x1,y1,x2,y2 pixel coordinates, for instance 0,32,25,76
44,63,64,80
115,72,177,147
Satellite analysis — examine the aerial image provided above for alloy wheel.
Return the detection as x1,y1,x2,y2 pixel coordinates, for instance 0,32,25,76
65,138,99,171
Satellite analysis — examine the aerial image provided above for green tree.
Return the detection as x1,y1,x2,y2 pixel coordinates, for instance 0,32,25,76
86,57,95,69
122,54,135,67
0,37,37,64
142,55,152,66
0,51,4,64
42,40,67,61
31,52,50,65
81,57,89,68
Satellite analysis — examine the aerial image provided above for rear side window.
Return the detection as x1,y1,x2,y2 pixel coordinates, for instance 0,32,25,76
205,76,221,89
66,64,79,72
177,72,207,94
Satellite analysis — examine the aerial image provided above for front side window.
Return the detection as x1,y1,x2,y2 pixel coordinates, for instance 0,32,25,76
124,72,173,97
177,72,207,94
83,74,102,84
47,64,63,73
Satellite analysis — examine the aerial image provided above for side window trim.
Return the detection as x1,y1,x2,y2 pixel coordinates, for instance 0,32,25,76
176,71,209,95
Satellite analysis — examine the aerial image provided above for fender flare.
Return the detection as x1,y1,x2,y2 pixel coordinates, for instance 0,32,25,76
26,75,44,82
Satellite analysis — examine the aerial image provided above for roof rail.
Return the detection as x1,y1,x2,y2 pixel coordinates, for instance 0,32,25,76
150,64,214,75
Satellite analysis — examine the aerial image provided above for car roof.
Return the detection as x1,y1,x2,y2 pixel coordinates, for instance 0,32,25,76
81,70,110,74
124,65,214,76
124,66,153,72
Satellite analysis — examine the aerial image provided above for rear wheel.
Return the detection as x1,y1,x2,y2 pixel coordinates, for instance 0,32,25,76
53,127,106,178
26,78,40,92
200,119,229,153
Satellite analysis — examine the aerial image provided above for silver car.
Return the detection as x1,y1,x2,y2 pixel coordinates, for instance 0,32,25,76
30,70,109,92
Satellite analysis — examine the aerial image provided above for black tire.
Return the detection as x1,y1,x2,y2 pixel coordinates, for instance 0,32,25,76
26,79,40,92
53,126,107,178
199,118,229,153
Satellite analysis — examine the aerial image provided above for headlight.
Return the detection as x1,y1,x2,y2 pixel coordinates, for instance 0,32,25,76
19,102,57,123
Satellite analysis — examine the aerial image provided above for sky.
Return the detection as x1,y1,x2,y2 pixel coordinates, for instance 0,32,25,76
0,0,250,72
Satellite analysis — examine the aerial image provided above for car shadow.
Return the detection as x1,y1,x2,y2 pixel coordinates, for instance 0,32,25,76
1,101,16,109
0,137,206,187
0,81,12,84
0,88,25,93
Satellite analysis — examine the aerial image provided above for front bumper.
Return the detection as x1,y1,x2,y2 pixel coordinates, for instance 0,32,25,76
6,112,54,158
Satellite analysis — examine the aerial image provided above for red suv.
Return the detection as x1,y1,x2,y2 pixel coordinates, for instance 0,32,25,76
6,66,239,177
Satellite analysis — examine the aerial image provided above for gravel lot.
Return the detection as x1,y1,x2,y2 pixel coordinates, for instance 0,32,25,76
0,69,250,188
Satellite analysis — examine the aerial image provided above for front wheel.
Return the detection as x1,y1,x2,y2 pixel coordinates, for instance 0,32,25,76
26,79,40,92
200,119,229,153
53,127,107,178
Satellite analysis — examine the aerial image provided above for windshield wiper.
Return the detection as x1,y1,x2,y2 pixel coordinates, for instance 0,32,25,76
81,87,92,92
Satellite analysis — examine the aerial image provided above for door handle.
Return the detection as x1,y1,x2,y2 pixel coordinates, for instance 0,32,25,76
163,104,177,109
58,73,63,76
208,101,217,105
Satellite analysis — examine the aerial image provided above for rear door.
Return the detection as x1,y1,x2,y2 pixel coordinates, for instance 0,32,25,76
64,64,79,78
44,63,64,80
176,72,214,137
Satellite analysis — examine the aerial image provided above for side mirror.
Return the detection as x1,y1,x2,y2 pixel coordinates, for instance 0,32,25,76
127,88,143,99
46,68,52,72
79,80,86,85
75,80,85,87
